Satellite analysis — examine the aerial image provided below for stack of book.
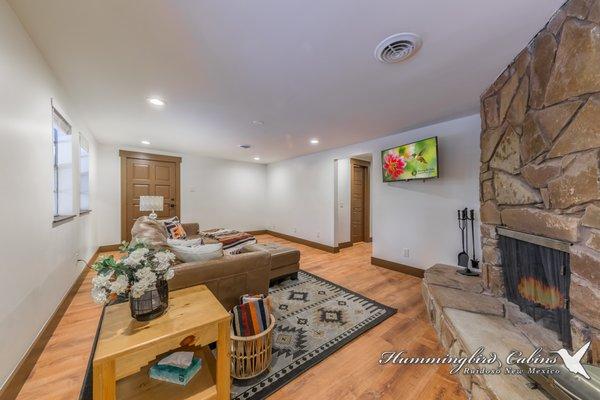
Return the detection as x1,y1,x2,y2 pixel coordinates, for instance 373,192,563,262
149,351,202,386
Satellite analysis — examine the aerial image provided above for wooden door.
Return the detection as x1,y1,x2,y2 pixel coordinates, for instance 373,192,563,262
120,151,181,241
350,159,370,244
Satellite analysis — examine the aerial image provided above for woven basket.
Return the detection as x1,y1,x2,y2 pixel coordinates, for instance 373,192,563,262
230,314,275,379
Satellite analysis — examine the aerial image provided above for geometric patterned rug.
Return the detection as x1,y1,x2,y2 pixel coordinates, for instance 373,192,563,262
78,270,395,400
232,270,396,400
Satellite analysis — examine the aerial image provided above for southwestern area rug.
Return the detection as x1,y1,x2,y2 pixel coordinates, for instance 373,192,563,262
79,270,395,400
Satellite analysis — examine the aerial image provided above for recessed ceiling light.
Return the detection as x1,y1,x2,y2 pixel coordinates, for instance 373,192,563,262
310,138,319,144
239,144,252,149
251,120,264,126
253,156,261,161
147,97,166,106
141,140,151,145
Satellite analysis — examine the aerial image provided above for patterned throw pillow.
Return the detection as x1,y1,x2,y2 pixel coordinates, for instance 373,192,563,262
163,217,187,239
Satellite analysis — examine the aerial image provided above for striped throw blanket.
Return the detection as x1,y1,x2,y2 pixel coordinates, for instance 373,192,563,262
200,228,256,254
232,298,271,336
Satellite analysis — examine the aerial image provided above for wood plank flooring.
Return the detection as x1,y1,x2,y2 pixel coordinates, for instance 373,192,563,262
11,235,465,400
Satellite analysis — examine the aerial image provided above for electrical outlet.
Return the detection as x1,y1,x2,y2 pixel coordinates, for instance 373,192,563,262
317,232,320,238
293,228,297,233
403,248,410,258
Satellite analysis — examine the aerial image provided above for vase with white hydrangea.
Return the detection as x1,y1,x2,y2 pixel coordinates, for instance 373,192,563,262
90,239,177,321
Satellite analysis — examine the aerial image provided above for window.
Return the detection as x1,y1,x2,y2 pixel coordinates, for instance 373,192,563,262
79,134,91,213
52,107,73,221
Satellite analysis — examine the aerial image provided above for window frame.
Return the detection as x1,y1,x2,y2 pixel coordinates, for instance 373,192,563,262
79,132,91,215
51,101,76,224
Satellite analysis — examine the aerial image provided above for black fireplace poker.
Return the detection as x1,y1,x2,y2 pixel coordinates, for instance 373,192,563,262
457,208,480,277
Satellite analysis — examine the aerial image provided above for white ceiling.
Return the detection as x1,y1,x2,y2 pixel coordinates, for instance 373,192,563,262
10,0,563,163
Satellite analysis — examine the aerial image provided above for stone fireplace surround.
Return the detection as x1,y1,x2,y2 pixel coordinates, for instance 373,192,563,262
422,0,600,398
478,0,600,366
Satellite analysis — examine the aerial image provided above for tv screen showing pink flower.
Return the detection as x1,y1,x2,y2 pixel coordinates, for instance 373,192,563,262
381,136,438,182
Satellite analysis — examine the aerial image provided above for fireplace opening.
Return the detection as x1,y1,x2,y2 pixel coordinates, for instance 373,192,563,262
498,230,572,348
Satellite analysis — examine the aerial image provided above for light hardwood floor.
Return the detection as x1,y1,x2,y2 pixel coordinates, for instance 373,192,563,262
12,235,465,400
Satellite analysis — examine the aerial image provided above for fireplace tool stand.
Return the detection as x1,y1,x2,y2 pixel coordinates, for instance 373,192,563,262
458,208,480,277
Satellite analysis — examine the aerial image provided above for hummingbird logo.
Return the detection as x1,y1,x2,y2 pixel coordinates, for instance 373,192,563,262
551,341,591,379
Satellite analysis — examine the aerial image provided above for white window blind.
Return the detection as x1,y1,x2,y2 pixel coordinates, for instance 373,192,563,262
79,133,90,212
52,107,73,218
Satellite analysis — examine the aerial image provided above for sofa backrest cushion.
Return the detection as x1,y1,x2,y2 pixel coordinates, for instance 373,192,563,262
169,243,223,263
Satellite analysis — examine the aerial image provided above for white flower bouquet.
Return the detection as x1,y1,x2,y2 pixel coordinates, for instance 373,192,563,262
91,239,176,306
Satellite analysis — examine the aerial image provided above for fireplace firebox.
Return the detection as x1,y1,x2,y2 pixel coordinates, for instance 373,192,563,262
498,228,572,348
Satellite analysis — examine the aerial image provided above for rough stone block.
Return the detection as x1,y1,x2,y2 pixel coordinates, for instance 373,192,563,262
570,273,600,330
536,100,582,142
521,159,561,188
471,384,493,400
482,245,501,265
571,318,600,365
490,128,520,174
571,244,600,282
480,201,502,225
547,9,567,35
500,207,579,242
481,170,494,181
424,264,485,293
586,229,600,251
483,95,500,129
521,113,550,164
480,224,498,240
545,19,600,105
489,265,505,297
566,0,592,19
548,94,600,158
529,32,557,108
428,284,505,316
582,203,600,228
590,0,600,24
507,75,529,126
482,180,494,202
481,124,507,163
548,150,600,209
498,72,519,122
494,171,542,205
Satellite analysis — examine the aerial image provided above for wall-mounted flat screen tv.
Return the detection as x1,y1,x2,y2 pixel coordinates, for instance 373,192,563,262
381,136,439,182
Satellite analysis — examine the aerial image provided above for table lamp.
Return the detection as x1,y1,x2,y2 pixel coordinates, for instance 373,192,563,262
139,196,164,220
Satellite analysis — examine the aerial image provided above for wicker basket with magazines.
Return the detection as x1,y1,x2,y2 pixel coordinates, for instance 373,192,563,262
230,314,275,379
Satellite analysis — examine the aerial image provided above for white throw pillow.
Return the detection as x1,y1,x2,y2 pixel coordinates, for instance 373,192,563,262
167,238,203,247
169,243,223,262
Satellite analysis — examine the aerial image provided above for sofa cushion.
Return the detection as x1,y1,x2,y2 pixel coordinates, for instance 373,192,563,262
167,237,203,247
244,243,300,270
169,243,223,263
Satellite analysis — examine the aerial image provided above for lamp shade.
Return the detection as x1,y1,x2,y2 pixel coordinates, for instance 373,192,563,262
139,196,164,212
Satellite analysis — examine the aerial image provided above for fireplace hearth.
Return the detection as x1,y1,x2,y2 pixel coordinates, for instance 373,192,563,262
498,228,572,348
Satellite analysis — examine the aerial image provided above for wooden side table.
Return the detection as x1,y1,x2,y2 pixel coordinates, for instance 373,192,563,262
93,285,230,400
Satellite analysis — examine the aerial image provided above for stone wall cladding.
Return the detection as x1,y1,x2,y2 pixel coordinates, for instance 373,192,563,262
479,0,600,365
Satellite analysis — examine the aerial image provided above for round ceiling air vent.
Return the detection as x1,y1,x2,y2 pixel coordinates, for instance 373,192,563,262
374,33,422,63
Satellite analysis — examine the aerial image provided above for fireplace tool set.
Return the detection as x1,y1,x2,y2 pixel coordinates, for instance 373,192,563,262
457,208,480,276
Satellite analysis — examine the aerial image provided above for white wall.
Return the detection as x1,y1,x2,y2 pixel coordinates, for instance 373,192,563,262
266,114,482,269
336,159,351,244
95,145,267,245
0,0,98,389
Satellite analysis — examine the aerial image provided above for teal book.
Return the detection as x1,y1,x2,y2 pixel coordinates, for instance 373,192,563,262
149,357,202,386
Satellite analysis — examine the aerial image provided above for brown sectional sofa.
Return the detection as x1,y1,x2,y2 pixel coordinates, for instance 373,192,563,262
131,220,300,311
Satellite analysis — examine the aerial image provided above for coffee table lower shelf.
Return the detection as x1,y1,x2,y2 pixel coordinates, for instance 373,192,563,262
116,346,218,400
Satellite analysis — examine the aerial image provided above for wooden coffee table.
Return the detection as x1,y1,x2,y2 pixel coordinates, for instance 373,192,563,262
93,285,231,400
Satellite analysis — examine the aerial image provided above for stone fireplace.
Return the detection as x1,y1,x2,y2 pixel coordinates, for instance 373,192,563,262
497,228,571,347
479,0,600,365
